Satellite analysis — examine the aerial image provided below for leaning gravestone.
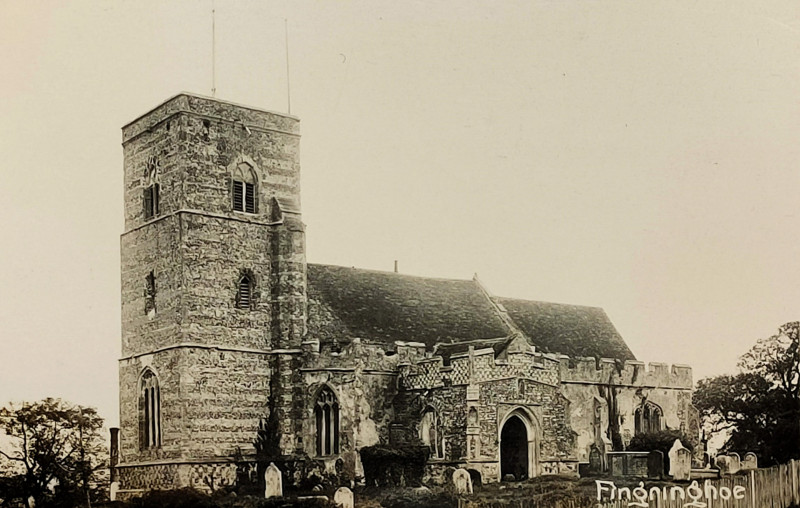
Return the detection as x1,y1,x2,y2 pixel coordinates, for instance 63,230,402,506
727,453,741,474
647,450,664,479
742,452,758,471
334,487,354,508
265,462,282,498
668,439,691,481
452,468,473,494
109,481,119,502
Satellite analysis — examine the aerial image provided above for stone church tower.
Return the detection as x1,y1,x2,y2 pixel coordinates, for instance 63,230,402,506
114,94,698,497
116,94,306,490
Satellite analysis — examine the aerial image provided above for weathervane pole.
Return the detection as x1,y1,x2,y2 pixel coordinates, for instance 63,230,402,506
285,18,291,114
212,0,217,97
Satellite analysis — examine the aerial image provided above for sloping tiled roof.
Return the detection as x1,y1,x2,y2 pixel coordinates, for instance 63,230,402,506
306,263,636,360
496,298,636,360
306,264,509,348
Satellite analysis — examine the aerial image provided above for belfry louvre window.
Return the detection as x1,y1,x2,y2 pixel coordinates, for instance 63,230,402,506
140,370,162,449
143,183,160,219
236,274,253,309
314,386,340,456
232,162,257,213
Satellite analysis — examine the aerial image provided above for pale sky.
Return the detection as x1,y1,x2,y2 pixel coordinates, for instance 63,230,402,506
1,0,798,428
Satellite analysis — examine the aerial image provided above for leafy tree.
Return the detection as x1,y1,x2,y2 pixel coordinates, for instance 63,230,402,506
0,398,107,507
694,322,800,466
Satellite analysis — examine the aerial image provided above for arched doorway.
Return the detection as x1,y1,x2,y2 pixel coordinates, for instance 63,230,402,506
500,415,528,481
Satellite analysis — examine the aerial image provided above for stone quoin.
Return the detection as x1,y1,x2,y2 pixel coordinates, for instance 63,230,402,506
111,94,699,497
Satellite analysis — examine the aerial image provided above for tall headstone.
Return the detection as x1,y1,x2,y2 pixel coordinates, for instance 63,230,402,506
452,468,473,494
647,450,664,479
742,452,758,471
265,462,282,498
334,487,354,508
668,439,691,481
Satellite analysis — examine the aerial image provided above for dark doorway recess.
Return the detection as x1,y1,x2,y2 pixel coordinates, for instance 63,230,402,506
501,415,528,481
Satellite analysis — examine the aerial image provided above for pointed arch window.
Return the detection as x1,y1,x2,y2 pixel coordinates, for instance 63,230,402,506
139,370,162,449
635,401,663,435
236,273,254,309
419,407,444,459
232,162,257,214
314,386,340,456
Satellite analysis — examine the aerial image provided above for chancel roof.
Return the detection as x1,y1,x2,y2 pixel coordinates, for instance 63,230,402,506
496,298,636,360
305,263,636,360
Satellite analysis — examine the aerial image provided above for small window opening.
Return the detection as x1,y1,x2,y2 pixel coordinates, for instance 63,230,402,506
236,273,253,309
143,183,160,219
144,271,156,316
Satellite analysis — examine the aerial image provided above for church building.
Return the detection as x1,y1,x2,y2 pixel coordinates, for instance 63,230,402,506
112,94,697,496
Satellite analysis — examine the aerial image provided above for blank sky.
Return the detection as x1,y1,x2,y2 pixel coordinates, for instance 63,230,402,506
1,0,798,427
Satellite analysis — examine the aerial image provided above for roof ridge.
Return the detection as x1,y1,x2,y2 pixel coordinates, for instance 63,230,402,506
307,262,473,283
496,295,606,311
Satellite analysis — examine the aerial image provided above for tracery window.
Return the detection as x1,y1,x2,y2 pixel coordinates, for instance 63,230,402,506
140,370,162,449
314,386,340,456
232,162,257,214
634,401,663,435
419,407,444,459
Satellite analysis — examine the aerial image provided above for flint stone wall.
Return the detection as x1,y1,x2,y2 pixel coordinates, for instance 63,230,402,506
119,347,272,463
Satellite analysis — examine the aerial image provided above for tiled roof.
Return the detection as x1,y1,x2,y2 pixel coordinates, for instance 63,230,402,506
305,263,636,361
496,298,636,360
306,264,509,348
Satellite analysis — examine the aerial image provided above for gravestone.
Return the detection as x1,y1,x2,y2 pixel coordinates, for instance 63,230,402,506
742,452,758,470
452,468,473,494
609,454,625,477
109,481,119,502
668,439,691,481
265,462,282,498
334,487,354,508
727,453,741,474
588,446,602,475
716,455,731,475
647,450,664,479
